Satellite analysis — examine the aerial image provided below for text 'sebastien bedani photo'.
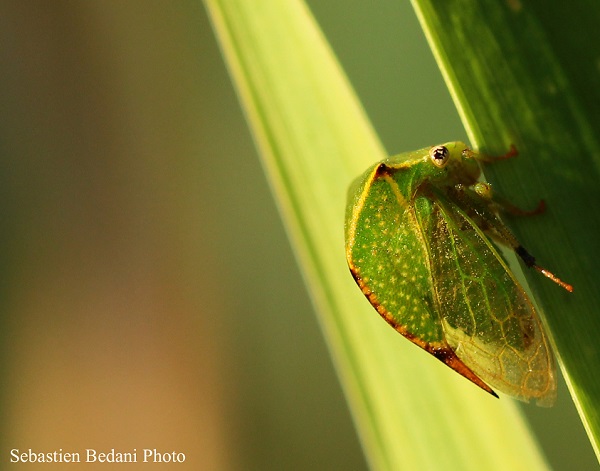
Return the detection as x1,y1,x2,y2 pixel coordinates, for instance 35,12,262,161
10,448,186,464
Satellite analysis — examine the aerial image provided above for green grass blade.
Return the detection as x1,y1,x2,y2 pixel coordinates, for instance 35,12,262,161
411,0,600,458
205,0,553,469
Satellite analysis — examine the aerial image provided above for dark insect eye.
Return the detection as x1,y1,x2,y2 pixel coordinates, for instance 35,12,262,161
429,145,450,168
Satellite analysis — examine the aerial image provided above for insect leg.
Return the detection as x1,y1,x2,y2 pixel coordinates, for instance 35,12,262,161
446,184,573,292
466,144,518,163
471,182,546,217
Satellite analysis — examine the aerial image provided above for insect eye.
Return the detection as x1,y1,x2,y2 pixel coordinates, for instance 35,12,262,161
429,145,450,168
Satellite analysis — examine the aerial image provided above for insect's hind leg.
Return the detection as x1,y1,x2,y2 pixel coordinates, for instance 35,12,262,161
449,183,573,292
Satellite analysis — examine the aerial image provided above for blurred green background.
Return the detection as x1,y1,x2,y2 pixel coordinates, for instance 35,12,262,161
0,1,595,470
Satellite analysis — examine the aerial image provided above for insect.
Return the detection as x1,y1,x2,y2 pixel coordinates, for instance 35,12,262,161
344,142,572,406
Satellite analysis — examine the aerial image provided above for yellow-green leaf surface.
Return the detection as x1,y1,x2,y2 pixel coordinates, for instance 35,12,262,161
204,1,552,470
412,0,600,459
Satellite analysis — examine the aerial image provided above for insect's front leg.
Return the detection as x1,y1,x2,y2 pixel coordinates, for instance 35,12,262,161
466,144,518,163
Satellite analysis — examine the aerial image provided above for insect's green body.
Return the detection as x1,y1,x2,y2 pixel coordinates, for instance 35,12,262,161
345,142,557,406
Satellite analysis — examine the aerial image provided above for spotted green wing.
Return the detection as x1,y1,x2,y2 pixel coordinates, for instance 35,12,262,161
345,163,497,397
426,194,556,406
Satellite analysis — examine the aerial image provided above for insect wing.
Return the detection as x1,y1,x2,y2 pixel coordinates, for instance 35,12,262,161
346,165,496,396
428,196,557,406
346,166,443,344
